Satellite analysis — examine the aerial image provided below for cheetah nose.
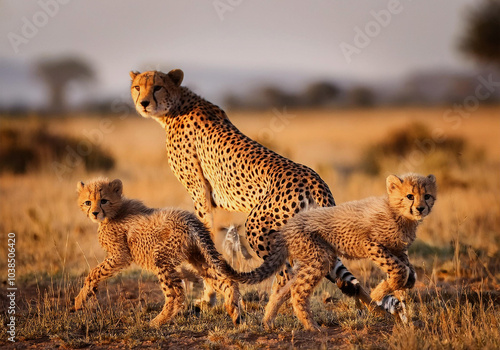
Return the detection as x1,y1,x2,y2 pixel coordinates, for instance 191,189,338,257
92,211,99,217
140,100,150,108
416,207,425,213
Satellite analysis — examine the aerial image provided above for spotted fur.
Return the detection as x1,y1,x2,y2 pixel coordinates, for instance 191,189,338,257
74,178,244,327
129,69,368,306
262,173,437,331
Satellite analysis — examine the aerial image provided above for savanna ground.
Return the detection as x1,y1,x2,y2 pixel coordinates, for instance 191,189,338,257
0,106,499,349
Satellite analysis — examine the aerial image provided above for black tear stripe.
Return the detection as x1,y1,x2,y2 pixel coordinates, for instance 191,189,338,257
153,91,158,106
135,90,141,106
98,188,104,217
152,74,160,106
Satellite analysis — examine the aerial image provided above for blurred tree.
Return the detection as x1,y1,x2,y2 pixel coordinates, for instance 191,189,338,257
256,85,297,109
36,57,95,113
223,93,244,110
460,0,500,67
348,86,375,107
303,81,340,106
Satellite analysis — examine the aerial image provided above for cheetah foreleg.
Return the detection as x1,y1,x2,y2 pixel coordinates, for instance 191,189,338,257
396,251,417,289
75,256,130,310
367,243,412,322
191,183,219,308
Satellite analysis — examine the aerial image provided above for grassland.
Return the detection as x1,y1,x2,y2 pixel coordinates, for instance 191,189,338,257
0,106,499,349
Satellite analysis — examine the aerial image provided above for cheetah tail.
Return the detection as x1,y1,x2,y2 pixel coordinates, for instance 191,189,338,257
194,224,287,285
223,234,288,285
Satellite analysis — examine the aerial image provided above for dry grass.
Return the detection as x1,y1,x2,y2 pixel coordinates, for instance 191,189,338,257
0,106,499,348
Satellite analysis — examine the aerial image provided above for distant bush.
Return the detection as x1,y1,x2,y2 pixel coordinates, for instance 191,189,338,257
360,122,480,177
0,124,114,174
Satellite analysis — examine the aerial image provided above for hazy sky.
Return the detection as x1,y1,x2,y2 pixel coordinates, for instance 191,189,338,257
0,0,479,105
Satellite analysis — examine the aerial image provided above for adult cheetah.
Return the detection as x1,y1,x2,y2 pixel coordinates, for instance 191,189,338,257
129,69,372,308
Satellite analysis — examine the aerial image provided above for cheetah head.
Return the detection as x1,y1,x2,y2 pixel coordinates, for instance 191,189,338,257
386,173,437,222
129,70,184,124
77,178,123,223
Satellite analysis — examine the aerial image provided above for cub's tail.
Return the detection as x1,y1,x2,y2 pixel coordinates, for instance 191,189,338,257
224,233,288,284
191,218,287,284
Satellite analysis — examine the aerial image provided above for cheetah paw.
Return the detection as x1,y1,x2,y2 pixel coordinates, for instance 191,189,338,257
262,318,275,331
149,316,166,328
377,295,408,324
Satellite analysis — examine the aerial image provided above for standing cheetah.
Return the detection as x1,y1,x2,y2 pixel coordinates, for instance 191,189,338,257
129,69,372,309
261,174,437,331
75,178,242,326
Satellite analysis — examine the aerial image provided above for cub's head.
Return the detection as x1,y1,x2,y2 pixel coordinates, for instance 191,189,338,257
386,173,437,221
129,69,184,123
77,178,123,223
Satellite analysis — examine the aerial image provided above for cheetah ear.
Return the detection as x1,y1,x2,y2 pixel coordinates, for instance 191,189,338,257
109,179,123,196
129,71,140,80
77,181,85,193
386,174,403,194
427,174,436,184
167,69,184,87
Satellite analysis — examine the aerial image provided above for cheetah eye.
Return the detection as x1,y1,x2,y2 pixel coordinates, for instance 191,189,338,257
424,194,432,200
84,201,91,206
134,86,140,91
100,199,108,205
406,194,414,200
153,85,162,92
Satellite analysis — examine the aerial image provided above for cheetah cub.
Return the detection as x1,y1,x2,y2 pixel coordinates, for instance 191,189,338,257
263,173,437,331
74,178,242,327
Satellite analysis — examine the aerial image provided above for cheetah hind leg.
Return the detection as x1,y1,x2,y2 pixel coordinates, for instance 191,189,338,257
289,262,326,332
150,272,185,328
263,264,295,330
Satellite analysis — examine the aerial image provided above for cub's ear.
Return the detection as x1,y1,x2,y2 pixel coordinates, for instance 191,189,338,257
167,69,184,87
77,181,85,193
109,179,123,196
129,71,140,80
386,174,403,194
427,174,436,184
